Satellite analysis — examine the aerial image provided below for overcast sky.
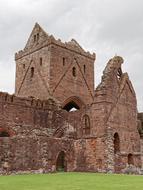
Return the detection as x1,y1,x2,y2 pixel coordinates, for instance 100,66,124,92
0,0,142,111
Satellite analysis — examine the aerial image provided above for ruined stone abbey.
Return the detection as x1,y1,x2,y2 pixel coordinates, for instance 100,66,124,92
0,23,143,174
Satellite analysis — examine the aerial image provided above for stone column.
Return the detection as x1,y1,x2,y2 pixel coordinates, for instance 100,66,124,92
105,128,114,173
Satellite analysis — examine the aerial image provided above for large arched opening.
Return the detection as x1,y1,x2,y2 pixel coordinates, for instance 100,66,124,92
56,151,67,172
63,101,80,112
62,96,85,112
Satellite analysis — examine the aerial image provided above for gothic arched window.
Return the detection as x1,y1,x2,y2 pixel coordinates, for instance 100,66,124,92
114,133,120,154
82,115,90,135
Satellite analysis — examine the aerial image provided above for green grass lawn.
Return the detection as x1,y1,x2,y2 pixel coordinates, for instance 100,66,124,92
0,172,142,190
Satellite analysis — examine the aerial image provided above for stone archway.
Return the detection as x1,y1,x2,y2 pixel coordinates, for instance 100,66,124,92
56,151,67,172
62,96,85,112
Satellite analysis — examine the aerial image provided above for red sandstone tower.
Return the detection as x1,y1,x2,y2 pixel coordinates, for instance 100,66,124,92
15,23,96,110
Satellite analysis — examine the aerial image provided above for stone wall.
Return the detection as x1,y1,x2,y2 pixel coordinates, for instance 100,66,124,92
92,56,141,173
0,137,75,174
1,23,142,174
0,91,94,174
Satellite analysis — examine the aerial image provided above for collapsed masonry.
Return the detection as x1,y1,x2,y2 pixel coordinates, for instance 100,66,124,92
0,23,143,174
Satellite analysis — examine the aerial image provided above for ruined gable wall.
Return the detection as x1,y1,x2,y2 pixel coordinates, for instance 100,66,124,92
91,56,141,173
106,80,141,172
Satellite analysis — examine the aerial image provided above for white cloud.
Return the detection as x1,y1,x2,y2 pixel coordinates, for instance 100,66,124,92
0,0,142,111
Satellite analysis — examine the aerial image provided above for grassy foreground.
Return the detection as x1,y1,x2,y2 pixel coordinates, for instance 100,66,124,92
0,172,143,190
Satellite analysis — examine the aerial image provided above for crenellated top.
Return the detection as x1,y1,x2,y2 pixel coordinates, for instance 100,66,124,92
15,23,95,60
0,92,60,110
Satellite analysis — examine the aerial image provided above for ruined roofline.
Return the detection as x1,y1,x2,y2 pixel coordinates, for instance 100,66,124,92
94,55,136,97
15,23,96,60
95,56,124,90
0,91,60,110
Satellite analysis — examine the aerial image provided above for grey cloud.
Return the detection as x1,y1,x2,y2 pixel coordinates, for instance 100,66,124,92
0,0,142,111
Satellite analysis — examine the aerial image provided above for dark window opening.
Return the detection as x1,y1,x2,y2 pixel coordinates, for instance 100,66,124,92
63,101,80,112
72,67,76,77
83,115,90,135
30,67,34,78
34,33,39,42
0,131,10,137
114,133,120,154
40,57,42,66
56,151,67,172
63,57,65,66
117,68,122,80
84,65,86,74
128,154,134,165
34,35,36,42
37,33,39,41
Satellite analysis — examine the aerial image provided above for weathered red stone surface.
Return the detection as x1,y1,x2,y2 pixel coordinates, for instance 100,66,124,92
0,23,142,174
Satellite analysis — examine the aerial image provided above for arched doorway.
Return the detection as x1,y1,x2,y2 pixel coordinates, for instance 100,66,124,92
128,154,134,165
56,151,67,172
